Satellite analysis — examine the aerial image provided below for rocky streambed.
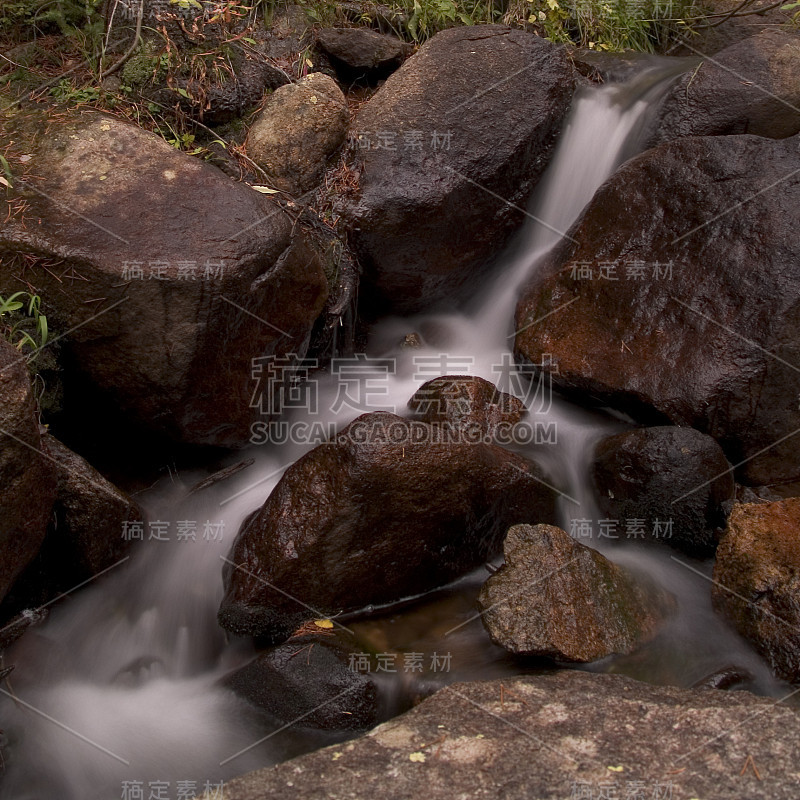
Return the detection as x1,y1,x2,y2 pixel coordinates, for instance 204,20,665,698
3,5,800,799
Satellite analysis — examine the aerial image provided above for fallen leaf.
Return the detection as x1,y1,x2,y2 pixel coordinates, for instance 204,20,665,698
409,752,426,763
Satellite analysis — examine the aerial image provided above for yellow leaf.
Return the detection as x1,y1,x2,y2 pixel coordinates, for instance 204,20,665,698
409,752,426,762
607,765,624,772
251,185,279,194
314,619,334,629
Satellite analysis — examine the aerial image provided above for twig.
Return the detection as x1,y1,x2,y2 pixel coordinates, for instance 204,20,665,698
100,0,144,80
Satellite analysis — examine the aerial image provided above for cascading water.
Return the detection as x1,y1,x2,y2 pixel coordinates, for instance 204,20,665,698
0,61,788,800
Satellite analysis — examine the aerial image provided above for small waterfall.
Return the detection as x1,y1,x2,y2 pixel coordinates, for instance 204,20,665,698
0,62,783,800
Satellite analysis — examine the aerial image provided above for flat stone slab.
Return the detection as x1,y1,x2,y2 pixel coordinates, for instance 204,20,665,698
221,670,800,799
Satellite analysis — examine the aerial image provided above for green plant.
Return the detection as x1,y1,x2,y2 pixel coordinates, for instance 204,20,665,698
0,0,103,38
0,155,13,190
375,0,700,50
0,292,49,354
49,78,101,104
782,0,800,22
555,0,702,50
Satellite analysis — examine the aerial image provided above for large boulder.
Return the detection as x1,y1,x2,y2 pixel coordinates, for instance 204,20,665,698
654,31,800,145
713,499,800,683
0,340,56,603
591,426,735,556
223,633,379,732
245,73,349,195
221,670,800,800
345,25,575,314
0,111,329,448
514,133,800,486
477,524,674,662
219,411,559,642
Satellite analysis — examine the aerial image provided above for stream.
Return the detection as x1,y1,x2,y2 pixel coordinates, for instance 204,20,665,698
0,60,791,800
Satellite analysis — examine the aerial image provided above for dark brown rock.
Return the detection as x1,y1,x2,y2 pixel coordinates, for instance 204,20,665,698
514,133,800,486
316,27,411,83
42,434,142,577
219,411,559,642
0,340,56,604
713,499,800,682
0,435,142,617
692,664,754,691
223,633,379,732
654,31,800,145
592,426,735,556
0,111,329,448
158,54,290,124
477,524,675,662
407,375,526,440
346,25,575,314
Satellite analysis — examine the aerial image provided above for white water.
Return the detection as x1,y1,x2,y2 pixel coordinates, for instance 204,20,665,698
0,65,787,800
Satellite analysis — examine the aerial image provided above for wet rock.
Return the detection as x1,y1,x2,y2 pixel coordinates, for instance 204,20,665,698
399,332,424,349
713,499,800,682
477,524,674,662
0,340,56,604
591,426,734,556
514,133,800,486
316,27,411,84
346,25,575,314
246,73,349,195
0,608,48,651
654,31,800,145
0,111,328,448
0,436,142,616
219,411,559,642
221,670,800,800
407,375,526,440
223,633,379,732
692,664,754,692
42,434,142,577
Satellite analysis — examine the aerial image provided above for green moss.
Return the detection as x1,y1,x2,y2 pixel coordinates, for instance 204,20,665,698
121,45,167,89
